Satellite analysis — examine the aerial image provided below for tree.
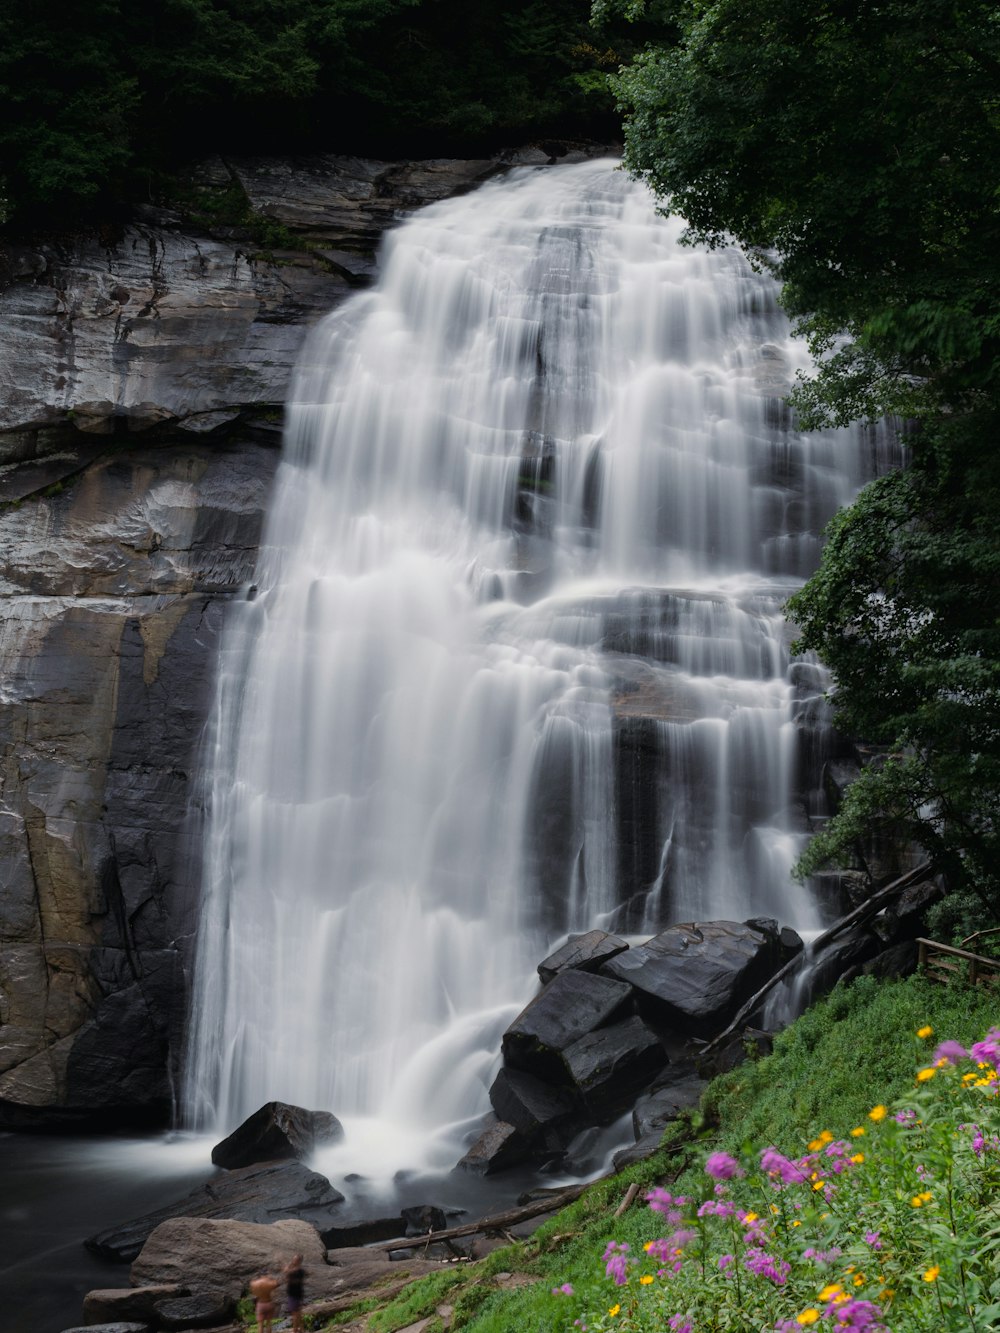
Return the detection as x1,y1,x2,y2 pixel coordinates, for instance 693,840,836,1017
610,0,1000,909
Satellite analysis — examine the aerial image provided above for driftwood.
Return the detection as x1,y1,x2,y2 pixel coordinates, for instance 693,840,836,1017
613,1181,641,1218
700,861,932,1060
373,1182,593,1253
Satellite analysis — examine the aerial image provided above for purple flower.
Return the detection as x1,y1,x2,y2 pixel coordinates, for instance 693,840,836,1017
697,1198,738,1219
669,1318,693,1333
970,1028,1000,1065
603,1240,631,1286
933,1039,968,1065
743,1245,790,1286
718,1253,734,1271
760,1146,808,1184
647,1187,684,1223
895,1109,917,1124
803,1245,843,1265
552,1283,574,1295
863,1230,883,1250
827,1297,888,1329
705,1151,745,1180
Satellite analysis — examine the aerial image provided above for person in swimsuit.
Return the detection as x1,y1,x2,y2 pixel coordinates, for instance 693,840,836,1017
283,1252,307,1332
249,1272,280,1333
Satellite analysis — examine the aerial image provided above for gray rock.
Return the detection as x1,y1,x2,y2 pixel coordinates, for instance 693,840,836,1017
501,970,633,1080
453,1115,533,1175
537,930,630,984
59,1325,150,1333
489,1066,579,1145
601,919,786,1036
210,1101,344,1169
83,1286,186,1324
153,1291,236,1329
86,1159,345,1262
560,1015,667,1120
632,1067,707,1140
130,1217,330,1301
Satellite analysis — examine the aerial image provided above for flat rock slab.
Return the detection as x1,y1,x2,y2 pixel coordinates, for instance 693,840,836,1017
453,1115,532,1175
502,970,633,1079
537,930,630,984
60,1325,150,1333
601,919,786,1035
154,1291,236,1329
84,1285,188,1324
211,1100,344,1168
87,1159,345,1262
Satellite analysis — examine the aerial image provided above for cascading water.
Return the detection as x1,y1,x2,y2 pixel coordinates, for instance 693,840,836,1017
185,160,894,1176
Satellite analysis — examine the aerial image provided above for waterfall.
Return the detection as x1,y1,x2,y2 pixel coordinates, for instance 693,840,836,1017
185,160,892,1173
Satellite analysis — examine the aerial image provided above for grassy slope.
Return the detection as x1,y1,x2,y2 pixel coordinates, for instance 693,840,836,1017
323,974,998,1333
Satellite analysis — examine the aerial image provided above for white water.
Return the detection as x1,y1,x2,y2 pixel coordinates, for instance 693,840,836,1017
185,160,893,1176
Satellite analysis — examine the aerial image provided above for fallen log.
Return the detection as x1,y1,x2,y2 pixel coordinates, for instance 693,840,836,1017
372,1182,592,1253
700,861,933,1060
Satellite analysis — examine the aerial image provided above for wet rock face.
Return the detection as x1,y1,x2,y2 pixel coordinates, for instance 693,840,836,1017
0,149,612,1124
0,439,278,1125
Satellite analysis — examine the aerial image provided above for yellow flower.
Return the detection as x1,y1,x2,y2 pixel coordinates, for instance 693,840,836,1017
923,1266,940,1283
818,1284,842,1302
869,1105,887,1121
963,1072,977,1083
917,1066,936,1082
743,1212,759,1223
917,1025,933,1038
920,1190,932,1201
812,1180,826,1191
808,1137,825,1151
911,1195,924,1207
854,1275,865,1287
643,1241,654,1252
609,1303,621,1316
820,1130,833,1143
850,1126,865,1137
792,1220,802,1227
796,1312,820,1326
770,1204,780,1214
851,1153,865,1164
639,1274,654,1285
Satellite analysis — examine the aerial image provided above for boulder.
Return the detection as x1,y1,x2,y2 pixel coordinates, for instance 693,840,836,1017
210,1101,344,1168
874,877,944,943
501,970,633,1080
319,1216,405,1248
83,1286,187,1324
561,1016,667,1120
401,1204,448,1237
153,1291,236,1330
601,919,790,1035
488,1067,579,1145
86,1159,345,1262
453,1115,534,1176
130,1217,328,1301
632,1067,707,1140
537,930,630,984
59,1325,149,1333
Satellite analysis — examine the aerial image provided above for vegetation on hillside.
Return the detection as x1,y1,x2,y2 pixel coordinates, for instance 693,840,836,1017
607,0,1000,925
302,975,1000,1332
0,0,651,226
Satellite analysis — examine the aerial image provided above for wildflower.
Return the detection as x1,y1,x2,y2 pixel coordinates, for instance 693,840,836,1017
916,1066,936,1082
608,1303,621,1316
646,1187,683,1222
743,1211,759,1223
796,1313,820,1326
744,1246,790,1286
819,1284,843,1302
719,1254,734,1271
868,1105,887,1121
761,1146,808,1183
603,1241,631,1285
639,1274,654,1285
828,1298,888,1329
917,1025,933,1038
894,1108,916,1123
705,1151,745,1179
812,1180,825,1191
923,1266,940,1282
863,1230,882,1250
850,1126,865,1137
552,1283,574,1295
669,1318,693,1333
851,1153,864,1164
697,1198,738,1219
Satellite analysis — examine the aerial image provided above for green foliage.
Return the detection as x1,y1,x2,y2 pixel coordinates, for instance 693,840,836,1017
0,0,633,223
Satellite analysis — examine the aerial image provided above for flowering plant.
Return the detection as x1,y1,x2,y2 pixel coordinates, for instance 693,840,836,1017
551,1025,1000,1332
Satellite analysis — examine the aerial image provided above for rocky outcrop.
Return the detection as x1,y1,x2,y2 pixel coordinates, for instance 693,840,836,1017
0,145,608,1124
210,1101,344,1169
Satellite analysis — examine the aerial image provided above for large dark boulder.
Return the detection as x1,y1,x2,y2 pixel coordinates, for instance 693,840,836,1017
154,1290,236,1330
561,1015,667,1121
601,918,795,1036
82,1286,187,1325
501,970,633,1080
86,1160,344,1262
537,930,630,984
488,1066,580,1146
210,1101,344,1168
632,1066,707,1140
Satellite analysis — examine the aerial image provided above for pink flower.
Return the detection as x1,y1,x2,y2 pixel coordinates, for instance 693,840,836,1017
705,1151,745,1179
933,1039,968,1064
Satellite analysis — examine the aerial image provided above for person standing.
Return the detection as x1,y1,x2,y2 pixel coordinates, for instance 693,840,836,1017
283,1252,307,1332
249,1272,280,1333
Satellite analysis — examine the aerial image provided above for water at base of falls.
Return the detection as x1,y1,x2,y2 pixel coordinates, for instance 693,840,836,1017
185,159,895,1177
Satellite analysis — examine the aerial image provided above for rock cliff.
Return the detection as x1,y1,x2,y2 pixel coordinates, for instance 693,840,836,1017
0,145,609,1125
